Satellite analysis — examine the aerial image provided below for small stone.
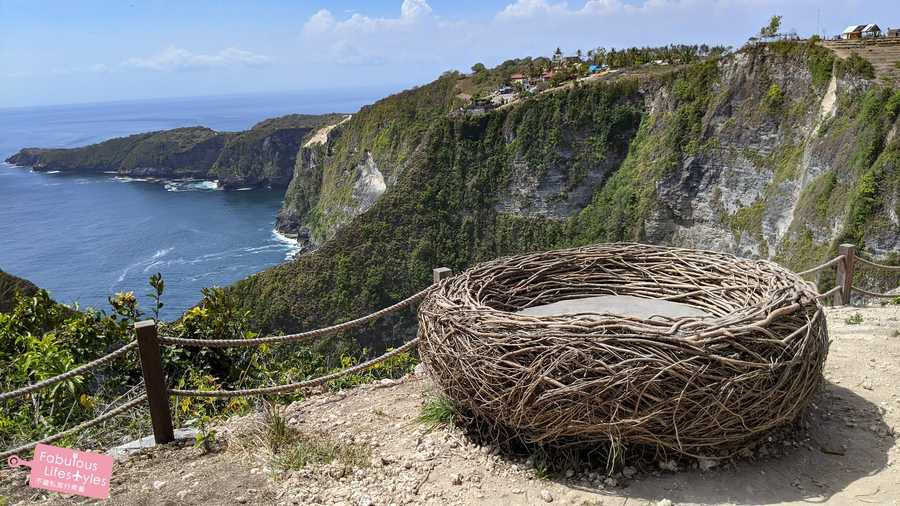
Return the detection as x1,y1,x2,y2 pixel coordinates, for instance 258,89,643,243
698,458,718,472
540,489,554,502
235,497,248,504
176,490,189,500
658,460,679,472
657,500,673,506
622,466,636,478
450,473,463,485
604,477,618,487
152,480,166,490
414,362,429,376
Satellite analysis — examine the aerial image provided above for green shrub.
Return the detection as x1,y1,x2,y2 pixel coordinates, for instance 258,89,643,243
837,53,875,80
765,83,784,111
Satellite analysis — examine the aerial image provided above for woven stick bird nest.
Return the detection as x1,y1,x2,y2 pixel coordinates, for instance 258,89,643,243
417,243,828,456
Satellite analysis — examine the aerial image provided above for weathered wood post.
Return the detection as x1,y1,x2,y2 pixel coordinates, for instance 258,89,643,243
134,320,175,444
433,267,452,284
835,243,856,307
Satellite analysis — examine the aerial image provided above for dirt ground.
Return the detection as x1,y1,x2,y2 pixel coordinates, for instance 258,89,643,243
2,305,898,506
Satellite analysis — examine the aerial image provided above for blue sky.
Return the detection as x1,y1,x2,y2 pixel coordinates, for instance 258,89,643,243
1,0,898,107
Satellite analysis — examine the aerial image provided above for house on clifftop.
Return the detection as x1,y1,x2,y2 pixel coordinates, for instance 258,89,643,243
842,24,882,39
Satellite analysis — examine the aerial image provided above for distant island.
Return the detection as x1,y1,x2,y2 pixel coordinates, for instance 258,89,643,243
5,113,346,190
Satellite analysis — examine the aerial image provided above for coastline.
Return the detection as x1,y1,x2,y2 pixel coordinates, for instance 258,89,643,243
271,227,303,260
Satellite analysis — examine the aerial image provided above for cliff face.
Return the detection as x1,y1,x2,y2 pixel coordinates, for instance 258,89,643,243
234,41,899,337
212,114,346,189
275,76,461,246
0,269,39,313
5,115,345,188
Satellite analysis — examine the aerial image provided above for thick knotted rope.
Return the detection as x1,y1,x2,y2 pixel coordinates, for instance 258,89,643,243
418,243,829,457
0,394,147,460
169,339,418,397
0,340,137,402
159,290,429,348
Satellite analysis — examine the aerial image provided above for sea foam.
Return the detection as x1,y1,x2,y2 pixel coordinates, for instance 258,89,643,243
271,229,302,260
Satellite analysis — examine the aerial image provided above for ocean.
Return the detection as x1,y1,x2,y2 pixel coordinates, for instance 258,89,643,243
0,89,390,319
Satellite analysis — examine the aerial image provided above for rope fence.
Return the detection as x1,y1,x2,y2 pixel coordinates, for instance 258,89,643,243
0,340,137,402
815,285,842,300
856,255,900,271
0,394,147,461
168,338,419,398
797,255,844,276
852,286,898,298
159,288,430,348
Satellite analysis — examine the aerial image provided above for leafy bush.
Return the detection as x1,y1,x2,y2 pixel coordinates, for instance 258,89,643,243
837,53,876,80
765,83,784,111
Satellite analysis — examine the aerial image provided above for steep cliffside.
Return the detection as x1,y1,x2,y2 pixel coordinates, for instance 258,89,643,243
6,114,344,188
212,114,346,189
235,40,898,337
275,76,460,246
0,269,38,314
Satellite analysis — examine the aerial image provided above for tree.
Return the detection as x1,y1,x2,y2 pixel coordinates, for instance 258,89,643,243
760,15,782,37
471,62,486,73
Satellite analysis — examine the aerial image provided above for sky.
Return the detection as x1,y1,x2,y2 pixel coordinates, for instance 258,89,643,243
1,0,899,108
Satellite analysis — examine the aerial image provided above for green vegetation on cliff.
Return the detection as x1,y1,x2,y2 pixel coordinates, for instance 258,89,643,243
7,127,227,176
242,42,899,337
211,114,346,188
236,78,647,333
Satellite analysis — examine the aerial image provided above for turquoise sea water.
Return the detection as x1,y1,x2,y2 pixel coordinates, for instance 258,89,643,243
0,89,388,319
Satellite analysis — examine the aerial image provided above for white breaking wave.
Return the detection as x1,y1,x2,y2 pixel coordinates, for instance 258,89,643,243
271,228,302,260
114,176,156,183
164,179,221,192
45,170,61,174
116,247,174,284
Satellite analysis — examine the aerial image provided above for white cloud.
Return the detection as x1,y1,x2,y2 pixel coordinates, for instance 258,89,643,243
122,47,270,71
401,0,433,19
300,0,452,65
496,0,574,19
302,0,434,36
495,0,763,20
496,0,629,19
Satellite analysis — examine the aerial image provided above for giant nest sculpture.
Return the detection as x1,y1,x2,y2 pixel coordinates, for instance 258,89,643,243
417,243,828,456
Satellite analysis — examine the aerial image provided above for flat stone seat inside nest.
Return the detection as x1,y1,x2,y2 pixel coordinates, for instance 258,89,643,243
516,295,710,320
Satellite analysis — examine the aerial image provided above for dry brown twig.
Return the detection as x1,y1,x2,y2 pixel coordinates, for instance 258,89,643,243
417,243,828,457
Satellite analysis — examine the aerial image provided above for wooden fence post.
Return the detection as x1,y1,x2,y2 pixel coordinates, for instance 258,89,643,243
433,267,452,284
836,243,856,307
134,320,174,444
